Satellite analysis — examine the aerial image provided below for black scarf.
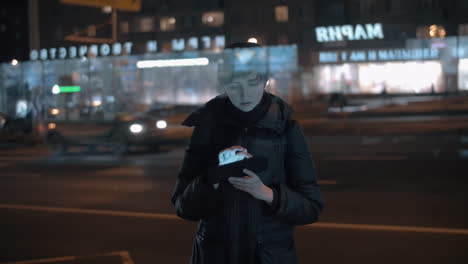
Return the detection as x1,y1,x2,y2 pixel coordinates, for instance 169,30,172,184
218,91,272,264
223,91,271,128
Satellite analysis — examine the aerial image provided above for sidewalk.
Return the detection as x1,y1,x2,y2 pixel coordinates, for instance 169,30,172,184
326,94,468,118
294,94,468,135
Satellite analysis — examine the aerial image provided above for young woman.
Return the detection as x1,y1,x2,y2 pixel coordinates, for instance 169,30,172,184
171,42,324,264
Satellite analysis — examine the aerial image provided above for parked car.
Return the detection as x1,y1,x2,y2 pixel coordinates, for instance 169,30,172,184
44,103,199,155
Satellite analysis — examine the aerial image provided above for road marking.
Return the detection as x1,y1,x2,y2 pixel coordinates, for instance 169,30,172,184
0,156,41,161
0,173,41,179
2,203,468,236
0,251,134,264
309,222,468,235
0,204,178,220
95,167,145,176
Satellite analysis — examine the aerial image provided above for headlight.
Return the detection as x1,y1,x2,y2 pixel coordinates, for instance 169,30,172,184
48,123,56,130
129,124,144,133
156,120,167,129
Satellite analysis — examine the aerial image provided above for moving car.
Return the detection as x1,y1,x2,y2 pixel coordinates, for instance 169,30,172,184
44,103,198,155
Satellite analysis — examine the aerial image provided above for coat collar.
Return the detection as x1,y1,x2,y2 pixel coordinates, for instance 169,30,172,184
182,92,293,135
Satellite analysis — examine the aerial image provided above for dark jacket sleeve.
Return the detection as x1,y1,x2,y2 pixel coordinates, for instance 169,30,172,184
267,119,324,225
170,110,223,221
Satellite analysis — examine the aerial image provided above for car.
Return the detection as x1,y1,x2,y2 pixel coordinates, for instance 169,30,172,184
44,103,199,155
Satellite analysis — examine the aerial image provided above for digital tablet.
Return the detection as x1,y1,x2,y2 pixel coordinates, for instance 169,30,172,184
215,156,268,182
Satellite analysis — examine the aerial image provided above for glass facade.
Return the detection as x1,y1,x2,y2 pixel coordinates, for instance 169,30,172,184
0,45,298,122
306,36,468,95
313,61,442,94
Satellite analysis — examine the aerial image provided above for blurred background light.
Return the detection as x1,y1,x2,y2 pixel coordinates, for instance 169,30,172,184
130,124,143,133
52,85,60,94
247,38,258,44
50,108,60,115
136,58,209,68
48,123,56,130
156,120,167,129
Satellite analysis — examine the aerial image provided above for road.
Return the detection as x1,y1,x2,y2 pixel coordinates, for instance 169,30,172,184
1,124,468,264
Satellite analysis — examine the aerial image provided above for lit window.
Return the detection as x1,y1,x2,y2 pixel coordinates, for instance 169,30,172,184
139,17,155,32
416,25,446,38
160,17,176,31
247,38,258,44
275,6,288,22
202,12,224,27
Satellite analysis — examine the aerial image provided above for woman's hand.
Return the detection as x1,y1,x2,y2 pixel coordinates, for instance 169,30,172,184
228,169,273,204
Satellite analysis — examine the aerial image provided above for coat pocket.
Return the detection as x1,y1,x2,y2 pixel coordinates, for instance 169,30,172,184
256,238,298,264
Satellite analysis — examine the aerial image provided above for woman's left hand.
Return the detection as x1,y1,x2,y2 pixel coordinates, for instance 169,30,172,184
228,169,273,203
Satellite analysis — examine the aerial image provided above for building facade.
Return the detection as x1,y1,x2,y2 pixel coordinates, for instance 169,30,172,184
2,0,468,120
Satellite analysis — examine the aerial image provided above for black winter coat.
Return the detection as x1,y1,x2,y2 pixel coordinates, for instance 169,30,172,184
171,92,324,264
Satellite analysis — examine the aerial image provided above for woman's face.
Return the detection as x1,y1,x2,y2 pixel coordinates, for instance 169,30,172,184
222,72,265,112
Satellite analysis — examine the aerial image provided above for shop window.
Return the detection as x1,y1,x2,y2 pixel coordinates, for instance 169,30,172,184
275,6,288,22
417,25,446,39
160,17,176,31
201,11,224,27
139,17,155,32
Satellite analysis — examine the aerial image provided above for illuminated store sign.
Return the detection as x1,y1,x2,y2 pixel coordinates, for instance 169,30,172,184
30,35,225,61
315,23,384,42
172,35,225,51
319,48,439,63
30,42,135,60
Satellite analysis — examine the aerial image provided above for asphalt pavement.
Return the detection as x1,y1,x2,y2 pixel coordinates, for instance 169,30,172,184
1,97,468,264
1,129,468,264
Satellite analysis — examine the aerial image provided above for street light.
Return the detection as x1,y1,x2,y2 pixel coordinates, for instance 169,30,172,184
11,59,18,66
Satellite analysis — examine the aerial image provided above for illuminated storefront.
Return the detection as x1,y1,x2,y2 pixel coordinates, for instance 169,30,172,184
306,34,468,95
459,59,468,90
314,60,443,94
0,43,298,121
